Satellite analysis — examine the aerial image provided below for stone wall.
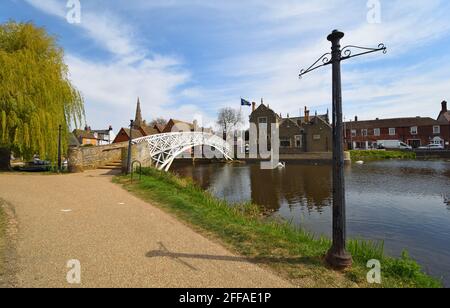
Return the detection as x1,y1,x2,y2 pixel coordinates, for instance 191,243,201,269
68,142,128,172
121,142,153,172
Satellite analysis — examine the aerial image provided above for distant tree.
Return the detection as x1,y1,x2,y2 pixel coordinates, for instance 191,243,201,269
149,118,168,127
0,21,85,169
217,108,243,134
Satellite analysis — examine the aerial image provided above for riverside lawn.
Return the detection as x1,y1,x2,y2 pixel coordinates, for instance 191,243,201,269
114,168,442,288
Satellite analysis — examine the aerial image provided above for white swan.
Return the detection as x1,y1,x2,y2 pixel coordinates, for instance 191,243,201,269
277,162,286,169
443,193,450,205
355,161,364,165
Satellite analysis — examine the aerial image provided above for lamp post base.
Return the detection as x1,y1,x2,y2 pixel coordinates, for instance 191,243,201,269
325,248,353,270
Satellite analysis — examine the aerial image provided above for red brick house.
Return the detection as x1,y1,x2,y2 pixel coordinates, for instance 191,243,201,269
113,128,144,144
345,101,450,149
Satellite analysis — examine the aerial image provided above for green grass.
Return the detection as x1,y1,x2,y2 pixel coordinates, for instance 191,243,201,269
114,168,441,288
350,150,416,161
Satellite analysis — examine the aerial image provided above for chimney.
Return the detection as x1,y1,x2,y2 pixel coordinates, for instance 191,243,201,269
193,120,198,131
304,106,310,123
442,100,448,112
252,102,256,112
355,116,358,122
109,125,113,131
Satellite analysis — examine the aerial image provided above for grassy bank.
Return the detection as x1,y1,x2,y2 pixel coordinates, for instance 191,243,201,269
114,168,441,288
350,150,416,161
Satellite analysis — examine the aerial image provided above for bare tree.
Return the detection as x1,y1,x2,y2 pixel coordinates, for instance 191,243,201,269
150,118,168,127
217,108,243,134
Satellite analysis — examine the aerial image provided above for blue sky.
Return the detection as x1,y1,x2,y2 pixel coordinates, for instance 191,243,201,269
1,0,450,131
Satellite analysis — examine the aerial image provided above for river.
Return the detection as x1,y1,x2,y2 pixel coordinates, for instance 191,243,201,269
171,160,450,286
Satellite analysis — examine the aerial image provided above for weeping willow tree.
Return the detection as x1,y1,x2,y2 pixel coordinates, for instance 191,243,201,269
0,21,85,169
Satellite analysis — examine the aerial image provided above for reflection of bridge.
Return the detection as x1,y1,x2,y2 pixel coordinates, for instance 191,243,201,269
132,132,233,172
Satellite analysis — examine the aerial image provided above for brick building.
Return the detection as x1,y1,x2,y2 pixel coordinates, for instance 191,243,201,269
345,101,450,149
249,102,332,154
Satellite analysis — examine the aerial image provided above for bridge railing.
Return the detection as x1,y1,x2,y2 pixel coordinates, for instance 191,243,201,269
131,132,233,171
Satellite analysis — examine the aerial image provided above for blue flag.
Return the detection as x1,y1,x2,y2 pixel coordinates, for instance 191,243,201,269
241,98,251,106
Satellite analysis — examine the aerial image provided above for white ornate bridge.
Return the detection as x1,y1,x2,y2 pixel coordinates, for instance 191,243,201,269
132,132,233,172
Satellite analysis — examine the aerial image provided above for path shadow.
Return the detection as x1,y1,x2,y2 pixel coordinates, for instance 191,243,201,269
146,242,320,270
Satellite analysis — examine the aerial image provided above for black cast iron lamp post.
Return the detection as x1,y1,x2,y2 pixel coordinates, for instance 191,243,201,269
299,30,386,269
127,120,134,174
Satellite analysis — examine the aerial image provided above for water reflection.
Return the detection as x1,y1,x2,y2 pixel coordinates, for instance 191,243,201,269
249,164,333,213
172,160,450,286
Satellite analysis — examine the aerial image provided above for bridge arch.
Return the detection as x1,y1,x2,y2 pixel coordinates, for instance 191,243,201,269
132,132,233,171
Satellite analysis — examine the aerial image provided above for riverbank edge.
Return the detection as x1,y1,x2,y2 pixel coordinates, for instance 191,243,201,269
114,168,442,288
350,150,416,161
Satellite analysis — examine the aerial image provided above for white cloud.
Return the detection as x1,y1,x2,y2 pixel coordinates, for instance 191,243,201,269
24,0,207,130
22,0,450,130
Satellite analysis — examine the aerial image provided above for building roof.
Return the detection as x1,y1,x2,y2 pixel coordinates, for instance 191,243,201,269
91,129,111,135
280,118,301,128
251,104,282,120
72,129,96,140
154,124,166,133
68,133,81,147
345,117,441,129
140,125,159,136
439,111,450,122
171,119,194,129
122,128,144,139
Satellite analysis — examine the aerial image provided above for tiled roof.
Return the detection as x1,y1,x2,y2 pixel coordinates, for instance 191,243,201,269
171,119,194,129
68,133,81,147
442,112,450,122
140,125,159,136
345,117,441,129
91,129,111,135
73,129,96,140
154,124,166,133
280,118,301,128
288,114,329,123
122,128,144,139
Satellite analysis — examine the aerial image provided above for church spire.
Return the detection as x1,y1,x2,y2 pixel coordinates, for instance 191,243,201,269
134,97,143,128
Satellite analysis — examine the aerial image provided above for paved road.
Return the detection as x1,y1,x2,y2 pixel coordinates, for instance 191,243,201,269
0,170,292,288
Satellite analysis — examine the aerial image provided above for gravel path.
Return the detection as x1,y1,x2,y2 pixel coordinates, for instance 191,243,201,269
0,170,292,288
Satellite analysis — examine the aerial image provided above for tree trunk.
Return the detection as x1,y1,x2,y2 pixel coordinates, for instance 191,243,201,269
0,147,11,170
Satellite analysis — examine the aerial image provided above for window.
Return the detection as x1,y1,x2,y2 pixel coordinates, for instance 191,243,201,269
294,135,302,148
433,137,443,145
361,129,368,137
351,130,357,137
410,126,418,135
389,128,396,136
433,126,441,134
374,128,381,136
258,117,267,124
280,138,291,148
